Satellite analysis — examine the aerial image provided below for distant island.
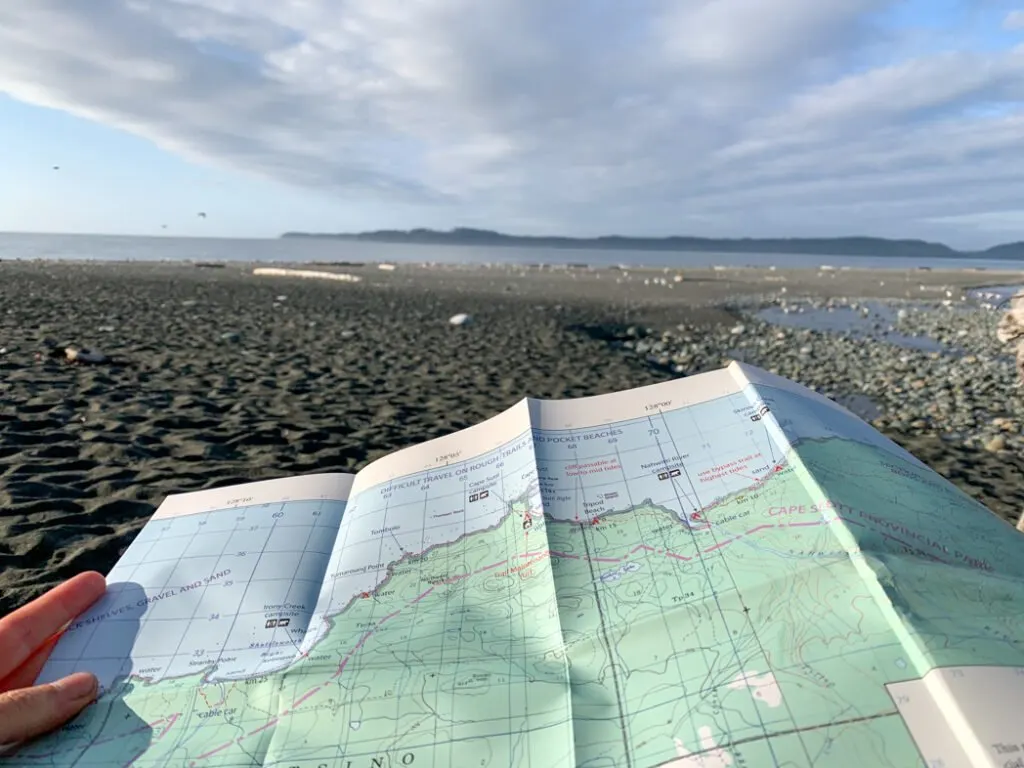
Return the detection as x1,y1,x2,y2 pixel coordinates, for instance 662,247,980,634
280,228,1024,259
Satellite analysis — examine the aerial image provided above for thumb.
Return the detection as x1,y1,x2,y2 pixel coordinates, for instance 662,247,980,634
0,672,98,744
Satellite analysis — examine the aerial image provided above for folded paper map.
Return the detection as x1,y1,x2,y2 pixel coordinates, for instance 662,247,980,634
8,362,1024,768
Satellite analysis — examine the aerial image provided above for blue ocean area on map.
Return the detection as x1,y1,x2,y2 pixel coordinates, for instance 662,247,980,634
41,500,347,692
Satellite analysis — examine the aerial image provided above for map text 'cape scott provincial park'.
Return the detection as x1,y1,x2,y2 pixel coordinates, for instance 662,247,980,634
8,363,1024,768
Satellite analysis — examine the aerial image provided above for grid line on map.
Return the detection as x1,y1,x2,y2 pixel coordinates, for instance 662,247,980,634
501,465,517,765
450,474,469,767
266,498,329,660
567,426,635,766
164,505,244,685
209,509,283,674
656,403,804,766
390,475,433,756
68,514,206,681
677,398,819,763
651,404,778,757
321,486,366,759
55,536,160,667
608,429,706,753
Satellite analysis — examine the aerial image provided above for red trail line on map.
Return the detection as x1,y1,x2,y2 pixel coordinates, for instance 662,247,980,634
704,538,737,553
412,586,434,602
92,719,163,747
123,712,177,767
247,718,278,737
291,687,321,708
194,739,233,761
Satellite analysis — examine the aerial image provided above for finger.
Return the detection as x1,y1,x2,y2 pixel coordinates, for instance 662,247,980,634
0,573,106,680
0,635,62,693
0,672,98,744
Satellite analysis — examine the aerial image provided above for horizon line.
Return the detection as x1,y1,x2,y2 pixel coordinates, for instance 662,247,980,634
1,228,1018,253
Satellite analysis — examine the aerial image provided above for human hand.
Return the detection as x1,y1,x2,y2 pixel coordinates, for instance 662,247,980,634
0,572,107,745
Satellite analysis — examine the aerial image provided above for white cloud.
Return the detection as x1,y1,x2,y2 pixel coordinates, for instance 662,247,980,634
1005,10,1024,30
1,0,1023,244
926,209,1024,232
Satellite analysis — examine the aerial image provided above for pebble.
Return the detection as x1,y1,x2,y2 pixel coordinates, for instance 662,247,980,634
611,293,1023,452
63,346,109,364
985,435,1008,452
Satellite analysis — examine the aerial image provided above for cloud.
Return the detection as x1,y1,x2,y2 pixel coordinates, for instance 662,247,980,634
926,209,1024,233
1006,9,1024,29
1,0,1023,244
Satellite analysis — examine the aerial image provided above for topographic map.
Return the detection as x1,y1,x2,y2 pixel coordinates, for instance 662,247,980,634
8,363,1024,768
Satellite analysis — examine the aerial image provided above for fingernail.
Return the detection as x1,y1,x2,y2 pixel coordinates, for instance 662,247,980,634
54,672,98,702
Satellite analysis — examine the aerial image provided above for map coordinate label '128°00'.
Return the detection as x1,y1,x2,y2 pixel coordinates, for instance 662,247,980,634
8,362,1024,768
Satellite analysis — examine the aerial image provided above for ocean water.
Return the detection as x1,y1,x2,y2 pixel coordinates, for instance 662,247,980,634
756,302,955,354
3,232,1024,272
967,285,1024,305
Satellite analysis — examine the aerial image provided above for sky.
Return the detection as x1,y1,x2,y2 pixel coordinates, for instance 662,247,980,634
1,1,1024,248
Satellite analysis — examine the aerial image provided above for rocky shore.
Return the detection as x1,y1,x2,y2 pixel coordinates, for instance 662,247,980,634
614,294,1019,451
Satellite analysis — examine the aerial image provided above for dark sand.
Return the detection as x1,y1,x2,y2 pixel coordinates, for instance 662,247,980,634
2,260,1022,612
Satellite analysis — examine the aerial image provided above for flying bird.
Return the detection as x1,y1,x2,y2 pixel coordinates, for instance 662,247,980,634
52,166,60,171
197,212,207,218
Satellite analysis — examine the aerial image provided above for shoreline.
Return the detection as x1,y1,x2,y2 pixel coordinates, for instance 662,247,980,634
5,226,1024,272
2,260,1023,610
1,255,1022,274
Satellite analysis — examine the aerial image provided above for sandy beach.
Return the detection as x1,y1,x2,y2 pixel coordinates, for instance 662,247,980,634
2,259,1023,612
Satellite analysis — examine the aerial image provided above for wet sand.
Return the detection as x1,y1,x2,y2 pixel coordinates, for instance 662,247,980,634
1,259,1022,611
